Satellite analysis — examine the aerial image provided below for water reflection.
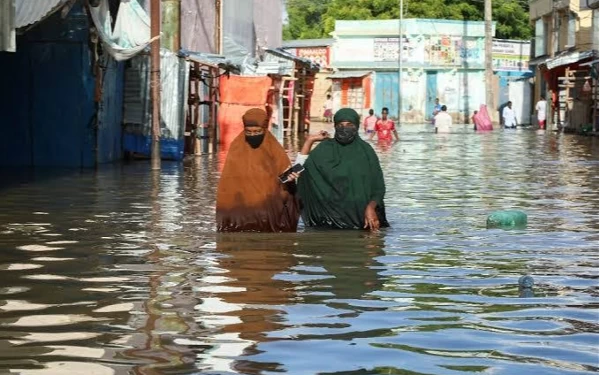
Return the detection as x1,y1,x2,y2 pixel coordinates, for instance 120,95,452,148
0,127,597,374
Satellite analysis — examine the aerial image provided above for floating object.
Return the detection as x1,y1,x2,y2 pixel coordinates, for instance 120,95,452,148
486,210,527,229
518,275,534,298
518,275,534,289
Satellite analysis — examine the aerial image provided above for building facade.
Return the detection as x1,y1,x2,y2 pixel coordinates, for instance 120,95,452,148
330,19,495,124
529,0,599,130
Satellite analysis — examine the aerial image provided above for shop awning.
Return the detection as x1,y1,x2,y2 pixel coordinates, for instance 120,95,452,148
542,49,598,70
327,70,373,79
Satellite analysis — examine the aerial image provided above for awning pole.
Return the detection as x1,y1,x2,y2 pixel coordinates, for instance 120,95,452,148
150,0,161,170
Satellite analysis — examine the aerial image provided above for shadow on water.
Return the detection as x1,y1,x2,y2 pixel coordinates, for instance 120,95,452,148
0,127,597,374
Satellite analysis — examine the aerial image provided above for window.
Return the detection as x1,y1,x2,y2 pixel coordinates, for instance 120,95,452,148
535,18,547,57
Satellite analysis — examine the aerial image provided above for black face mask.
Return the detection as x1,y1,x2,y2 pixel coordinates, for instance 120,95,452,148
334,125,358,145
245,134,265,149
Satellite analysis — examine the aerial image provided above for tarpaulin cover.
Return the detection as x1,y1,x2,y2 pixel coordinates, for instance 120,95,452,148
218,74,272,154
89,0,158,61
473,104,493,131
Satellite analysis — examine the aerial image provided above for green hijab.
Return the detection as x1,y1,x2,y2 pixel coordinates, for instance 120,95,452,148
297,109,389,229
333,107,360,126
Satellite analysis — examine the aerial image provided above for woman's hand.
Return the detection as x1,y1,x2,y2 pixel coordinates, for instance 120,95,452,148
307,131,329,142
364,203,380,232
284,171,301,183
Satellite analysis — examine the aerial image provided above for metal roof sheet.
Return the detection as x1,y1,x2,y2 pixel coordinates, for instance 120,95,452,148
543,49,598,70
327,70,373,79
180,50,240,70
282,38,334,48
16,0,67,28
265,48,320,71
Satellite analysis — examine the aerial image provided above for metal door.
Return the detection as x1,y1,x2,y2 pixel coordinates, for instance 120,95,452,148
425,71,437,120
375,72,399,118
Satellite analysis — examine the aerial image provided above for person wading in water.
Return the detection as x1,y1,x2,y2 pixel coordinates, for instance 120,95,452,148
216,108,300,232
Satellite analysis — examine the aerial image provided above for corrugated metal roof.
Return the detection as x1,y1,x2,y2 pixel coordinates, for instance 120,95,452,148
16,0,67,28
543,49,598,70
265,48,320,70
282,38,334,48
181,50,240,71
327,70,373,79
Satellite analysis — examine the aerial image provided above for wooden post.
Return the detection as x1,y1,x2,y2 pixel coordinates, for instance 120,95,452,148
150,0,161,170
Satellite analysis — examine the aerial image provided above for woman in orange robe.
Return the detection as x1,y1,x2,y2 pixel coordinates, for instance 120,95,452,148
216,108,299,232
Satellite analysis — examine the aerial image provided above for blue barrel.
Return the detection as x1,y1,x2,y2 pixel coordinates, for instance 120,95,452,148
486,210,527,229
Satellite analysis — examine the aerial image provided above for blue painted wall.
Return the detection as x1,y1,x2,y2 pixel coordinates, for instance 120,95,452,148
0,4,124,167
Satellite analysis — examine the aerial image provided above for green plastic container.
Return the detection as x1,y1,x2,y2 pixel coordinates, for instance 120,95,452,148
486,210,527,229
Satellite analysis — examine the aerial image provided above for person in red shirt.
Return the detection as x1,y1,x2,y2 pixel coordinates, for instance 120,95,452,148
370,107,399,142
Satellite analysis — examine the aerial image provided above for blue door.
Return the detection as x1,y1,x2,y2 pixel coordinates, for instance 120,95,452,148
375,72,399,119
425,71,438,121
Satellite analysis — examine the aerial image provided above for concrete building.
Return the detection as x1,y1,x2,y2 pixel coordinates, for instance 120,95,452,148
330,19,495,124
529,0,599,130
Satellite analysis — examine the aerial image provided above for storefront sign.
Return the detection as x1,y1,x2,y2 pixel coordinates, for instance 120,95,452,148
492,41,531,71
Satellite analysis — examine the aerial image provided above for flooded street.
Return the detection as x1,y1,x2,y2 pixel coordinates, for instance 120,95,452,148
0,126,598,375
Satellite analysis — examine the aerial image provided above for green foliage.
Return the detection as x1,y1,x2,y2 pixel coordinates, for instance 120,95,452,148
283,0,532,41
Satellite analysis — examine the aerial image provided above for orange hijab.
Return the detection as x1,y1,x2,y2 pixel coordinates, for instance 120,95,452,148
216,111,299,232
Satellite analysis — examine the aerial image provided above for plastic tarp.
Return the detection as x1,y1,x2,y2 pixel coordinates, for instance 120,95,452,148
89,0,158,61
218,75,273,166
0,0,15,52
123,49,189,160
473,104,493,131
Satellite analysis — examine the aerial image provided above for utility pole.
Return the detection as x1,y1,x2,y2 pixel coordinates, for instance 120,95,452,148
484,0,494,123
398,0,403,124
150,0,161,170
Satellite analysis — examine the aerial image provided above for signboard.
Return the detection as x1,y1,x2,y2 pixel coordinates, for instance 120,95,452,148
492,40,531,71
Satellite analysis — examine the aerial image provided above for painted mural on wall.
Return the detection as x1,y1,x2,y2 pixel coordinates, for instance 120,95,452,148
297,47,330,68
492,40,531,72
371,35,484,67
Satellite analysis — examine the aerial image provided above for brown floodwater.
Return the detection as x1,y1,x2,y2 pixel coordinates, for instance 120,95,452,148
0,125,597,375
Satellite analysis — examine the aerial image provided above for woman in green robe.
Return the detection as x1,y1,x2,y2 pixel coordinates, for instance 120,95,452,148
296,108,389,231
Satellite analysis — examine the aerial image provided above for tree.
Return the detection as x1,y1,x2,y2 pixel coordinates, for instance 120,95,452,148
283,0,532,41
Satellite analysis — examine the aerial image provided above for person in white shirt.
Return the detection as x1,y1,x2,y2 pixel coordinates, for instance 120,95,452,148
434,105,452,133
536,96,547,129
502,101,517,129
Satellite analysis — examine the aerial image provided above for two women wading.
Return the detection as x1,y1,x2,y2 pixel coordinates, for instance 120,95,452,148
216,107,389,233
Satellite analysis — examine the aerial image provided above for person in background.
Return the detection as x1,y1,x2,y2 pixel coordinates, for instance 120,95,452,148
471,110,478,130
363,109,378,135
216,108,300,232
370,107,399,142
323,94,333,123
295,108,389,231
502,101,517,129
536,95,547,129
434,105,452,133
432,98,442,124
